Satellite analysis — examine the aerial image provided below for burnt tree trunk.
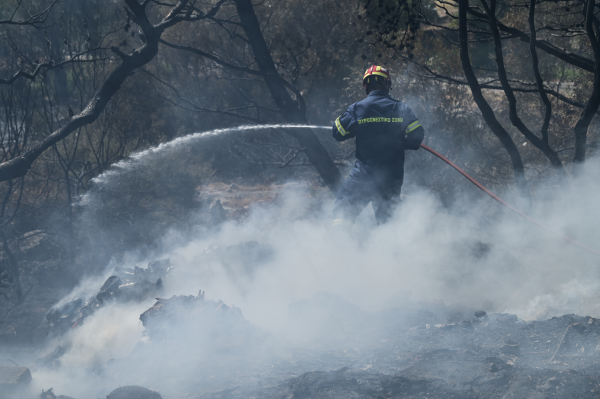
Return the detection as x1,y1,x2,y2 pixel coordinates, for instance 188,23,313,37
573,0,600,165
233,0,342,194
458,0,528,194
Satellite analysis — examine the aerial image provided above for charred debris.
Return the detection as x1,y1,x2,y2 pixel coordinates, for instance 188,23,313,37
28,295,600,397
193,312,600,399
43,258,170,338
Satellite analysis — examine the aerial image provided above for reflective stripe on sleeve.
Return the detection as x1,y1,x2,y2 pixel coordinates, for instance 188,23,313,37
406,120,422,134
335,117,349,136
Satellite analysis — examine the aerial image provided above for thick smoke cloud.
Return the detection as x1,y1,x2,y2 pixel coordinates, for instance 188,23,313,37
16,127,600,398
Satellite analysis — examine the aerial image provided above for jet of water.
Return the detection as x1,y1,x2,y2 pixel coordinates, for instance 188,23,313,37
87,124,329,186
78,124,329,203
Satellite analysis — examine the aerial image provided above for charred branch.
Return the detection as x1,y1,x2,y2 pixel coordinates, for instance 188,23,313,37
0,47,105,85
425,2,596,72
0,0,59,28
404,56,599,114
466,7,596,73
158,39,263,76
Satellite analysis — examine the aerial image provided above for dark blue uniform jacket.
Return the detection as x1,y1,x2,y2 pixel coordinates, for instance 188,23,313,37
333,90,424,184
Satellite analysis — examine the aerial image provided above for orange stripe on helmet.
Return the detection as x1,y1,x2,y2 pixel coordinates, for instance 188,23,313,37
363,65,390,80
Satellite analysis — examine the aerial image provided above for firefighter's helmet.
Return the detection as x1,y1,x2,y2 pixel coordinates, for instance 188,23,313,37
363,65,392,89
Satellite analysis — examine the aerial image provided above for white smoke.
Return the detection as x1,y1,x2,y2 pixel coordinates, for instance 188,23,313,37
19,129,600,398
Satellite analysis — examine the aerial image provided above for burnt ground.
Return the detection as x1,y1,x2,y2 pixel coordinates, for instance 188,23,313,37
192,309,600,399
5,265,600,399
87,291,600,399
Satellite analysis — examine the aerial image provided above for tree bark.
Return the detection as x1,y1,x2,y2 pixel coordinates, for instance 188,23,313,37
458,0,528,193
233,0,342,194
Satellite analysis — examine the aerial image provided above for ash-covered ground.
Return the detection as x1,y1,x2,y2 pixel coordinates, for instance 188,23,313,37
9,281,600,399
4,156,600,398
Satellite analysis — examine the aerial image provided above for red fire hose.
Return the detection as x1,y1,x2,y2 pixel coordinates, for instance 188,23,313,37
420,143,600,257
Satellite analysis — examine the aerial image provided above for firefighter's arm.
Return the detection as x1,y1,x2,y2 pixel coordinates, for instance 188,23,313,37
404,118,424,150
332,108,356,141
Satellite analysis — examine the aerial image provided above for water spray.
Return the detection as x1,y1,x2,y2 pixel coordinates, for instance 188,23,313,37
420,143,600,257
83,123,599,257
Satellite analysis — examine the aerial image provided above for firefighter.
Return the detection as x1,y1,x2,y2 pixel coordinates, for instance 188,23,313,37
332,65,425,226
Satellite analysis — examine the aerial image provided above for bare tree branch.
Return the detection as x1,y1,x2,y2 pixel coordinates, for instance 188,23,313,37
466,6,596,72
159,38,263,76
0,0,224,182
0,47,105,85
0,0,59,28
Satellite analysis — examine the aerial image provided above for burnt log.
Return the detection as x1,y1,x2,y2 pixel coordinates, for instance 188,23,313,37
0,366,32,390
